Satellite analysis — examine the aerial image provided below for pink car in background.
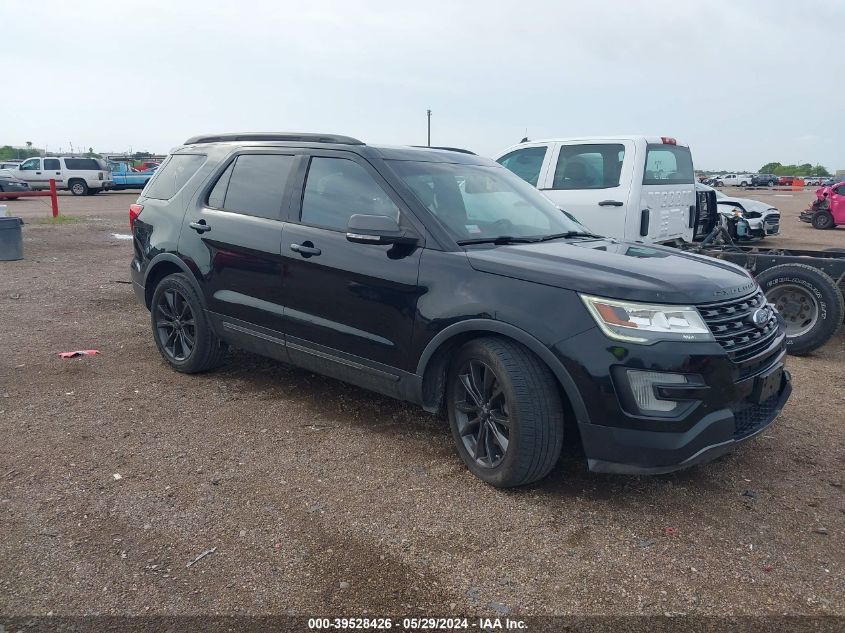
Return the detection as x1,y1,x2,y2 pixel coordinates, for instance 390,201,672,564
800,181,845,229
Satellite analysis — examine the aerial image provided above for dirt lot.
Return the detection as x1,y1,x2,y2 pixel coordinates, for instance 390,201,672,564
0,189,843,620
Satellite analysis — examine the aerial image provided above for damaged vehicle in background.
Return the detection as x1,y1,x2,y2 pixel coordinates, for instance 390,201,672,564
696,183,780,239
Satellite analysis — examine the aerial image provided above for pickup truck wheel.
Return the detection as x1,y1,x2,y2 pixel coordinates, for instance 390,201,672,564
811,211,835,230
740,181,748,187
69,180,88,196
446,337,563,488
150,273,225,373
758,264,844,355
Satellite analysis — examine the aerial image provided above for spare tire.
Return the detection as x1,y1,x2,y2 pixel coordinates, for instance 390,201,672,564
756,264,844,355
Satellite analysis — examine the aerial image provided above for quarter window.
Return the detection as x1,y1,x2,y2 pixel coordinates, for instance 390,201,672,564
300,157,399,231
63,158,99,170
144,154,207,200
208,154,295,220
496,146,547,187
552,144,625,190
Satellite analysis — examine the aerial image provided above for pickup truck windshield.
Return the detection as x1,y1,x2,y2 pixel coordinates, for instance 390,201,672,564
388,160,587,243
643,145,694,185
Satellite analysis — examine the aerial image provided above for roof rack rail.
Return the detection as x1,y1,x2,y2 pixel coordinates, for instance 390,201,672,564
411,145,476,155
184,133,365,146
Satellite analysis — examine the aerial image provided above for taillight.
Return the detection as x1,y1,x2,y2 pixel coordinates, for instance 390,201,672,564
661,136,677,145
129,203,144,230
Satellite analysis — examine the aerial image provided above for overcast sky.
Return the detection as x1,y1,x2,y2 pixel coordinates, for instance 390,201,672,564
3,0,843,171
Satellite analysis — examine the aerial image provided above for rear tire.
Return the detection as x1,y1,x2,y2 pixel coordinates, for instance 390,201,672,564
150,273,225,373
758,264,843,355
446,337,563,488
811,211,835,230
69,180,88,196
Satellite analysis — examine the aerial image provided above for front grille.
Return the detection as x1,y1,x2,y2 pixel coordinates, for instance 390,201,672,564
733,392,780,439
697,291,780,362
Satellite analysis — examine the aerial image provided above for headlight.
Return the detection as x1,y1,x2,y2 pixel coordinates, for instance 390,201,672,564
580,294,714,344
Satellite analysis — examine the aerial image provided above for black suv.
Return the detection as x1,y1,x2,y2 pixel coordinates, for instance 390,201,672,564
130,133,792,487
751,174,778,187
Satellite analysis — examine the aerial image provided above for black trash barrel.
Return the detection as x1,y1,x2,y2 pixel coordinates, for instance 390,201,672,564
0,217,23,261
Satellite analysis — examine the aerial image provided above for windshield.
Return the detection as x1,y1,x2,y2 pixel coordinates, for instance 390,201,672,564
388,160,588,243
642,144,694,185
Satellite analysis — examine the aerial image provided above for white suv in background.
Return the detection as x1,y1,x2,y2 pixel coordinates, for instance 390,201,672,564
494,136,697,245
14,156,113,195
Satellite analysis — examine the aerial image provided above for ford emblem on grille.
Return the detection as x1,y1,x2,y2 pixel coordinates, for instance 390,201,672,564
750,307,770,329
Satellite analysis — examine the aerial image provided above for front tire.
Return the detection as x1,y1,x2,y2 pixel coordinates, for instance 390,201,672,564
150,273,225,373
446,337,563,488
811,211,835,230
69,180,88,196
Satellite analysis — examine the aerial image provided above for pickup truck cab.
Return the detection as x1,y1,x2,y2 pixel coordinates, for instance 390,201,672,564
109,161,157,190
494,136,697,246
721,174,753,187
14,156,113,195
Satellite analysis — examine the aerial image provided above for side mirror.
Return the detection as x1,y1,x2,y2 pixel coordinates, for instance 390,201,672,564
346,214,419,246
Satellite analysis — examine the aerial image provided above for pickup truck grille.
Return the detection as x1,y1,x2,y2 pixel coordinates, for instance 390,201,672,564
697,291,780,362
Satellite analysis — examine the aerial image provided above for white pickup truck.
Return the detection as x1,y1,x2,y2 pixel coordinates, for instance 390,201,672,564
720,173,753,187
494,136,698,245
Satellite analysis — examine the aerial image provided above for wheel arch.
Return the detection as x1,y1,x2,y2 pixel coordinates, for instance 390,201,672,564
415,319,589,426
142,253,206,310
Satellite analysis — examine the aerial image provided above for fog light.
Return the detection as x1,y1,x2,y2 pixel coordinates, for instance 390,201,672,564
626,370,687,412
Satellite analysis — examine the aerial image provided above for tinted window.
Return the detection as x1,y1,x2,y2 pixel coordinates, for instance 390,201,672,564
20,158,40,170
44,158,61,170
63,158,100,170
643,145,694,185
552,144,625,190
496,146,546,187
301,157,400,231
207,161,234,209
212,154,294,220
834,185,845,196
144,154,206,200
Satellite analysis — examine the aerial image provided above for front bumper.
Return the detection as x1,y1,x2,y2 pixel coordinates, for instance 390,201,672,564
583,371,791,474
554,326,791,475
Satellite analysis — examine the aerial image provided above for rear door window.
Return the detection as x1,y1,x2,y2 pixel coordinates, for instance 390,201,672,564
144,154,207,200
643,145,694,185
551,144,625,190
43,158,61,170
208,154,295,220
496,146,547,187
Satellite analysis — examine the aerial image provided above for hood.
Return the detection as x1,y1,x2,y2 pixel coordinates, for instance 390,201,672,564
718,196,775,213
465,239,756,304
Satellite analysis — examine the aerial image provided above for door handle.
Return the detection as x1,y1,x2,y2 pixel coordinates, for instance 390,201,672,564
35,171,42,175
290,242,321,257
189,220,211,233
598,200,624,207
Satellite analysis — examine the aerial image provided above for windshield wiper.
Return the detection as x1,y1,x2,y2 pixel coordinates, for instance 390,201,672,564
536,231,603,242
457,235,539,246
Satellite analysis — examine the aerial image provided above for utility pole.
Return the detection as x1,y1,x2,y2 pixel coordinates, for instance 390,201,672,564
427,109,431,147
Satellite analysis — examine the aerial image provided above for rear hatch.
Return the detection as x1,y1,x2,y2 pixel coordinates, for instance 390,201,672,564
640,141,695,243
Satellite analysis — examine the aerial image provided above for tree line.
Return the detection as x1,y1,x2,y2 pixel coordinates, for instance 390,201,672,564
758,162,830,177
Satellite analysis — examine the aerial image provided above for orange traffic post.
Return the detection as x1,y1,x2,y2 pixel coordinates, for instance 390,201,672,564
49,179,59,217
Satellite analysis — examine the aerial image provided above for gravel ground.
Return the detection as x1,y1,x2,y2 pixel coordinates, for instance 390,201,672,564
0,189,843,620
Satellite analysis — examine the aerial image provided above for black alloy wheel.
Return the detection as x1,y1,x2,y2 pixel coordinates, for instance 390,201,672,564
155,288,196,361
454,359,511,468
